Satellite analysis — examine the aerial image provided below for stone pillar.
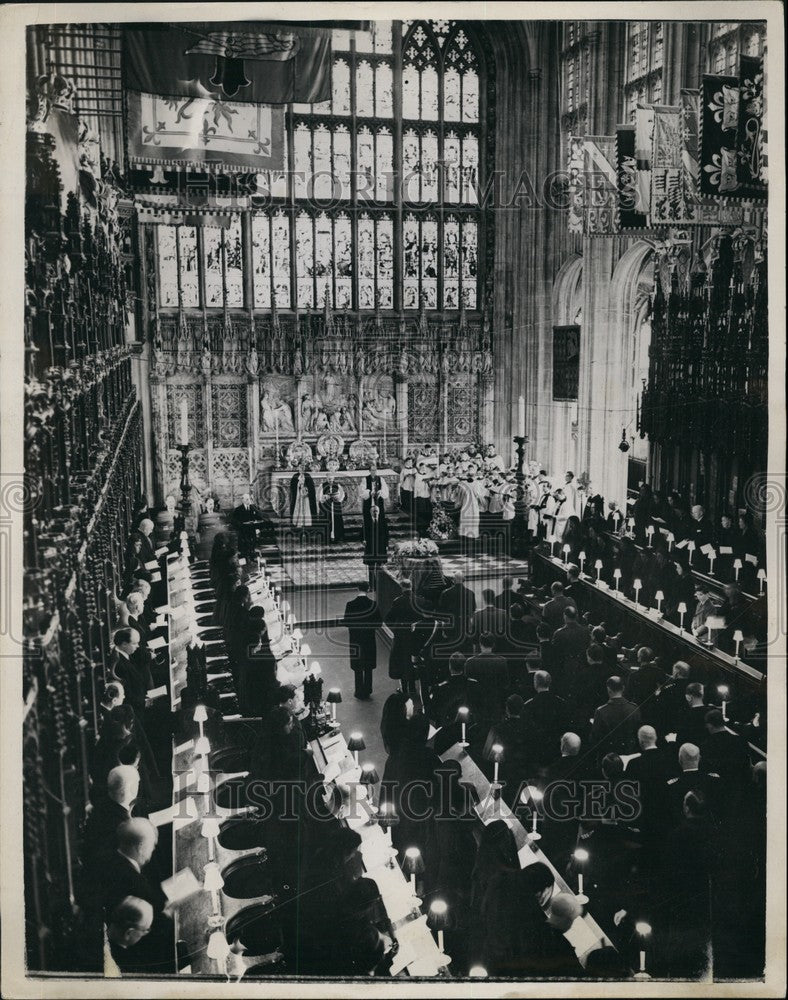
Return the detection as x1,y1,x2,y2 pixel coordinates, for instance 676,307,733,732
479,372,495,447
395,373,408,458
247,375,259,494
203,375,213,501
149,376,169,505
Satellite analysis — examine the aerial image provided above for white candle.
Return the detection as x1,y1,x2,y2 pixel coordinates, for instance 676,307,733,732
438,929,444,953
708,551,716,575
179,398,189,445
532,812,538,835
578,872,584,895
461,722,467,744
410,872,416,893
639,950,646,973
518,396,526,438
578,551,586,573
493,761,499,784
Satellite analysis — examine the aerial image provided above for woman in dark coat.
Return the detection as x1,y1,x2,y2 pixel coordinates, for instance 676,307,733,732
481,861,556,977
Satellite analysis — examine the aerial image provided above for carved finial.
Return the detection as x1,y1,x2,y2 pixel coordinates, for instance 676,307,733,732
271,289,280,333
323,282,333,332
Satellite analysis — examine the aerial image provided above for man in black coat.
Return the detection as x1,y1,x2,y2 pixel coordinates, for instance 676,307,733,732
436,570,476,654
654,661,690,736
386,581,422,697
542,581,577,633
494,576,522,611
470,589,508,649
550,605,591,681
624,647,666,726
110,628,154,720
674,682,709,748
232,490,271,554
665,743,722,827
625,725,676,842
521,670,568,766
84,765,144,865
702,708,751,807
103,818,167,918
342,583,381,699
428,652,481,727
130,518,157,566
591,676,641,758
466,633,510,723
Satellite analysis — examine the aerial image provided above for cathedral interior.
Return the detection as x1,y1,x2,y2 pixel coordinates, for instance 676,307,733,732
11,12,778,989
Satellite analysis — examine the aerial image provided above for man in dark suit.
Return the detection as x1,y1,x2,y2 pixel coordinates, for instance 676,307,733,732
539,732,587,870
689,504,714,548
84,765,144,865
494,576,522,611
665,743,722,826
106,896,160,974
521,670,568,766
550,605,591,682
466,633,509,723
702,708,751,802
386,580,422,697
232,490,272,554
103,818,167,918
110,628,154,720
436,570,476,653
342,582,381,699
470,589,508,648
624,647,666,726
428,652,481,727
674,682,709,748
591,676,641,758
563,566,585,614
625,725,675,842
541,581,577,632
130,518,157,566
654,661,690,736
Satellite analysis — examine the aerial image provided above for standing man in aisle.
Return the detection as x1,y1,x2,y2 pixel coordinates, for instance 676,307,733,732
342,582,381,699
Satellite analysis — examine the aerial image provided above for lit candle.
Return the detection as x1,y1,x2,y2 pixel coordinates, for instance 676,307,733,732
491,743,503,785
573,847,589,902
634,921,652,980
718,684,729,720
179,398,189,445
518,395,526,438
529,786,543,841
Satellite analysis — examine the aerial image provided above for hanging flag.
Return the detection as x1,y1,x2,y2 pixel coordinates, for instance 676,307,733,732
651,102,702,225
634,104,655,220
123,22,331,104
699,74,740,196
583,136,618,235
126,91,285,173
616,124,648,230
737,55,766,196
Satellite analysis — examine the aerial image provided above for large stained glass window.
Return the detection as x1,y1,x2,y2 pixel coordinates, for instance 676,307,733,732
156,20,489,315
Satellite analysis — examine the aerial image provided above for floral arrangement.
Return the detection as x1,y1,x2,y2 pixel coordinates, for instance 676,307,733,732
428,505,455,542
394,538,439,559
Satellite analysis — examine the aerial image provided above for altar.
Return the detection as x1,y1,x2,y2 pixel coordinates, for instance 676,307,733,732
268,468,399,518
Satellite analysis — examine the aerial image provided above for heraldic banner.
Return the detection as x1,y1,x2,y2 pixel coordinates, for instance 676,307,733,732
126,91,286,173
123,22,331,104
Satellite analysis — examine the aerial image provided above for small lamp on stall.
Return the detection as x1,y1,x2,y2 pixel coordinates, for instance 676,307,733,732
573,847,589,904
193,703,208,740
633,921,652,980
718,684,730,721
613,567,622,593
520,784,543,841
378,802,399,866
705,615,726,648
194,734,212,758
326,688,342,724
203,861,225,916
428,899,450,959
733,629,744,661
562,543,571,566
201,816,221,861
359,763,380,813
645,525,655,548
677,601,688,632
707,547,717,575
347,732,366,768
548,534,557,558
733,557,742,581
654,590,664,615
757,568,767,594
633,578,642,609
687,540,696,566
403,846,424,899
206,928,231,973
455,706,471,747
594,558,603,582
469,965,488,978
666,531,675,552
578,550,587,574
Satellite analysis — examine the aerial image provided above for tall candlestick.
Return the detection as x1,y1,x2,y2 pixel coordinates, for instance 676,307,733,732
708,551,716,575
179,398,189,445
410,872,416,894
461,722,467,745
518,395,526,438
578,873,584,895
639,950,646,973
493,760,500,785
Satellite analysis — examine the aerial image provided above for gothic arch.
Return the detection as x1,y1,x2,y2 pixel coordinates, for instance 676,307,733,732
552,254,583,325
